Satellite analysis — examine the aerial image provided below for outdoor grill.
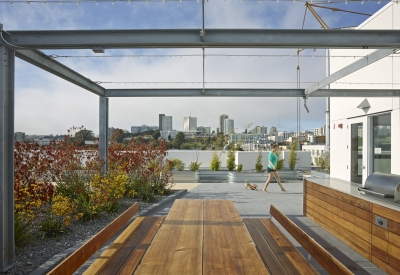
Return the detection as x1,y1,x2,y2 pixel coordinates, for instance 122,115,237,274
358,173,400,203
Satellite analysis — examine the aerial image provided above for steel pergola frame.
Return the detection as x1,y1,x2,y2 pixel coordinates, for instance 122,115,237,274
1,23,399,271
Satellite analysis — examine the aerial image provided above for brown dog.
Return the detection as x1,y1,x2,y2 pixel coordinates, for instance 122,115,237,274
245,180,258,190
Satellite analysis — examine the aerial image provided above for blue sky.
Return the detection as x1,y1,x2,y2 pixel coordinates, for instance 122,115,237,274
0,0,390,135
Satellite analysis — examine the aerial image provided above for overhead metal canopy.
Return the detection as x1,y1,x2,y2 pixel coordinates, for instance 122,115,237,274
15,49,106,96
106,88,400,97
3,29,400,49
305,49,398,97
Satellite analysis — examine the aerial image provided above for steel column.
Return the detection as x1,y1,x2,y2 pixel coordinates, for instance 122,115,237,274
325,49,330,153
0,45,15,272
99,97,108,173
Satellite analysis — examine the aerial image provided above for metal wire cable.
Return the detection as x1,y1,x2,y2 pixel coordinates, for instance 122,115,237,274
48,53,400,59
1,0,393,4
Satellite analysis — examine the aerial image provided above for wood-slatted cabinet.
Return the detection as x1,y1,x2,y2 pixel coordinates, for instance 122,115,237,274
304,179,400,274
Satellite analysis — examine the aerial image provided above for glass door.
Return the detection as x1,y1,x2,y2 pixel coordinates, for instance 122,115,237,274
351,123,363,184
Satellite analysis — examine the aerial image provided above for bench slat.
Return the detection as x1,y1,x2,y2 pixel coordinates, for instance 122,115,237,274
98,216,163,275
204,200,269,275
49,202,139,275
270,204,354,275
135,200,203,275
83,216,147,275
243,218,289,275
117,216,164,275
260,218,319,275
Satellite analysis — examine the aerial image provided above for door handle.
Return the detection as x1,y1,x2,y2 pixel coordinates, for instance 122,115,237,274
363,166,366,169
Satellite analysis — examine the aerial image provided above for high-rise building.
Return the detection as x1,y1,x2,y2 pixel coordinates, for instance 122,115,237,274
14,132,26,141
219,114,228,134
278,131,290,140
250,126,267,135
184,116,197,131
161,116,173,131
269,126,278,137
131,125,159,134
197,126,211,134
314,125,326,136
224,119,234,135
159,114,165,130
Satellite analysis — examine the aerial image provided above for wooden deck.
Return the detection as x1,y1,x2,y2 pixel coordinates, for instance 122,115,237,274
88,199,269,275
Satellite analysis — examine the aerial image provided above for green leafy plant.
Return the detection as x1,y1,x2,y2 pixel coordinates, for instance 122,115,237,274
39,214,67,239
274,150,284,171
226,150,236,171
171,159,185,171
237,164,243,173
289,142,299,170
14,215,35,249
315,152,330,173
210,151,221,171
189,161,202,171
255,151,263,173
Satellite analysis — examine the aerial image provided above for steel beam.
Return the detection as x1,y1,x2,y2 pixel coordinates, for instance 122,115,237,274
0,45,15,272
305,49,397,97
106,88,400,97
106,89,305,97
4,29,400,49
15,50,105,96
99,97,108,174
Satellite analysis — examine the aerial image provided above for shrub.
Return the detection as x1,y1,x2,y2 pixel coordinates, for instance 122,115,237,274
39,214,67,239
315,152,330,173
171,159,185,171
14,214,35,249
210,151,221,171
255,151,263,173
189,161,202,171
237,164,243,173
289,142,299,170
274,150,284,171
226,150,236,171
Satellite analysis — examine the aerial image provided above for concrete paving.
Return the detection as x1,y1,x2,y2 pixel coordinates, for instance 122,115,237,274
153,181,387,275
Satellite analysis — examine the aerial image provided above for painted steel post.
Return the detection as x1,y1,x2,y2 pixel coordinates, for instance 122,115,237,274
0,45,15,272
99,96,109,174
326,49,330,153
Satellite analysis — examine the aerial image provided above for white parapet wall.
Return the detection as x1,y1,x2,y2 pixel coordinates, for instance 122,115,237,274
166,150,311,171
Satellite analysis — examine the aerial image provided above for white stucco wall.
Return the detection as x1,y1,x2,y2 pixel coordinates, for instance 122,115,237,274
330,2,400,181
166,150,311,170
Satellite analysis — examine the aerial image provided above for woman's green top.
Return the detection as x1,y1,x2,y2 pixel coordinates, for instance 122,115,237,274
268,151,277,169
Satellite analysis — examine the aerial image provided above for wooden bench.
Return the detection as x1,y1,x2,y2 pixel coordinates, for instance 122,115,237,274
244,205,353,275
83,215,164,275
48,202,140,275
135,199,269,275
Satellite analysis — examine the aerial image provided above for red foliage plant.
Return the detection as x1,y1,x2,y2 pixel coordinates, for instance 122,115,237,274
107,130,172,185
14,126,101,213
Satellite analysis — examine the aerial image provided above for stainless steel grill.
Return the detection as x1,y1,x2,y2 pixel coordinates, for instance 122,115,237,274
358,173,400,202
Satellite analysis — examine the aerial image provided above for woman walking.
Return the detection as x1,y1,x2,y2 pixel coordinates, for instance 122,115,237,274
263,144,287,193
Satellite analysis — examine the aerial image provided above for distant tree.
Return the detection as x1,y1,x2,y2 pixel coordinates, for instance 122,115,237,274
214,133,226,149
74,129,95,145
152,130,161,140
172,132,185,149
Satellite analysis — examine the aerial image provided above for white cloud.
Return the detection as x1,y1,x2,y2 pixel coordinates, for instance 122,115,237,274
6,1,381,135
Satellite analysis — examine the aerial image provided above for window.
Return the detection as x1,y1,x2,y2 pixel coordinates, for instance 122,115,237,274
373,114,391,174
